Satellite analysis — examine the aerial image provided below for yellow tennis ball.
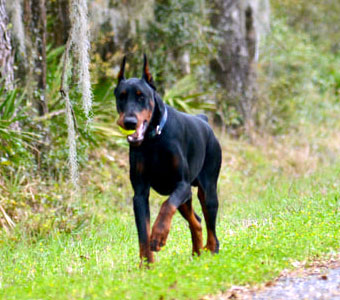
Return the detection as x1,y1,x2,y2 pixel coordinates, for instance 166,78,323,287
119,126,136,136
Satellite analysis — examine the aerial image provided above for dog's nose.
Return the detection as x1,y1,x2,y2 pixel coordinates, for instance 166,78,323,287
124,116,138,130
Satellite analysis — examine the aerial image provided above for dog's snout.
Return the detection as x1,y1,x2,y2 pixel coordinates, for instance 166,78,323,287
124,116,138,130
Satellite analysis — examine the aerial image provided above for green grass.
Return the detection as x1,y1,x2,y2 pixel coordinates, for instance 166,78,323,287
1,142,340,299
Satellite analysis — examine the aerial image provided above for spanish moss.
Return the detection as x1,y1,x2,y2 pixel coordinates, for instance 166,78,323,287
70,0,93,122
7,0,26,57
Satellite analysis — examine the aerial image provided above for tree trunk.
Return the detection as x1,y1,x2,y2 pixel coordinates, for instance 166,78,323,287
23,0,47,116
47,0,70,46
31,0,47,115
23,0,49,169
0,0,14,88
210,0,257,130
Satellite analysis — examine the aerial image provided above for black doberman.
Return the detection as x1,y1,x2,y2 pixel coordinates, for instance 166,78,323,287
114,55,222,264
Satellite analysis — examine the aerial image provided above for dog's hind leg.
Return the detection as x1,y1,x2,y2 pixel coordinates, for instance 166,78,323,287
197,182,219,253
178,198,203,255
197,135,221,253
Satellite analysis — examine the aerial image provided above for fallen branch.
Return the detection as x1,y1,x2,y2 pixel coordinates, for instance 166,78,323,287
33,109,66,122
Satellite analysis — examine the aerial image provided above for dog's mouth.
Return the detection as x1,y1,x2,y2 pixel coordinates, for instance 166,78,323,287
127,120,148,146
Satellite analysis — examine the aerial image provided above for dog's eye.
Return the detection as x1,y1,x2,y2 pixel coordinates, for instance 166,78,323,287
139,95,145,102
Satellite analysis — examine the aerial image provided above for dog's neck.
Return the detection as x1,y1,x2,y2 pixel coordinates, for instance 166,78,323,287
147,91,167,138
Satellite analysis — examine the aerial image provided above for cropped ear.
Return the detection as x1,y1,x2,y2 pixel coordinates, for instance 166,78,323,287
142,54,156,90
117,56,126,84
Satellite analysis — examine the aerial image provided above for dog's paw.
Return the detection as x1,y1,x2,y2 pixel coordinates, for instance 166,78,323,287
150,228,168,252
204,240,220,254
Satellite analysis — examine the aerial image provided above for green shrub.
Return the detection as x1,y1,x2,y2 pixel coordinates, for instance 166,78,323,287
256,18,340,134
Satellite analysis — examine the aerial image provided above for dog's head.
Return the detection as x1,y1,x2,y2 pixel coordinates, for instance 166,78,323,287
114,55,157,147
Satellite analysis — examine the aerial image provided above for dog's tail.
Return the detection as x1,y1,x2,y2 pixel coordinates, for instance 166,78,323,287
196,114,208,122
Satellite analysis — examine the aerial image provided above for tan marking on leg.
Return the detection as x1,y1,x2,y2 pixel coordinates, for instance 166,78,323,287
150,200,177,252
139,218,154,267
197,184,218,254
205,229,217,252
179,200,203,255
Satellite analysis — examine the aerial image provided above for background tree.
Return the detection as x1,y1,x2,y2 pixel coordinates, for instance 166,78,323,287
6,0,26,59
23,0,47,116
0,0,14,88
210,0,251,129
209,0,270,132
47,0,70,47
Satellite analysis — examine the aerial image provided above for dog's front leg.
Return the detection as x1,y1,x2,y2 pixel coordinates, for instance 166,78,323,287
133,192,154,265
150,181,191,252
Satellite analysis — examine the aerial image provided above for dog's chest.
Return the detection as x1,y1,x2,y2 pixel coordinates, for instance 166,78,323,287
144,148,181,195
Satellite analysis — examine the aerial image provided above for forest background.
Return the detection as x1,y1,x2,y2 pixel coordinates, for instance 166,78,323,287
0,0,340,299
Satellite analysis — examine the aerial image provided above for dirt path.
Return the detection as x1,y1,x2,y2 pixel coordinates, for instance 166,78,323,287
211,254,340,300
252,267,340,299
